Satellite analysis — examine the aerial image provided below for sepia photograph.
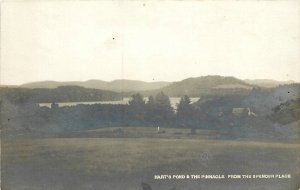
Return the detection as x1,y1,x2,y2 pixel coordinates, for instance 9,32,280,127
0,0,299,189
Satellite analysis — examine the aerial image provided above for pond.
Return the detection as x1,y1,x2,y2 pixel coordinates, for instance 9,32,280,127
38,97,200,110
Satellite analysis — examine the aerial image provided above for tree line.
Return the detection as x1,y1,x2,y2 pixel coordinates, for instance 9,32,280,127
1,92,203,131
1,84,299,140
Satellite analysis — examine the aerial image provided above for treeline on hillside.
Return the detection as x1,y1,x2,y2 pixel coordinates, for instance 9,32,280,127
0,86,122,104
271,98,300,125
1,92,177,131
1,84,299,139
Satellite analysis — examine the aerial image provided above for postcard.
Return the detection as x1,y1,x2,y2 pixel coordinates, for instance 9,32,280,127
0,1,299,190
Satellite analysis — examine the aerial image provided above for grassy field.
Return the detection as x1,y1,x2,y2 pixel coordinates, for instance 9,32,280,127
68,127,222,139
1,128,300,190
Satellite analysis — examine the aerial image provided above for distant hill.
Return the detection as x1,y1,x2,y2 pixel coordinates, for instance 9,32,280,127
21,79,171,92
21,80,107,89
144,75,254,97
244,79,294,88
0,85,18,88
16,76,298,97
0,86,122,104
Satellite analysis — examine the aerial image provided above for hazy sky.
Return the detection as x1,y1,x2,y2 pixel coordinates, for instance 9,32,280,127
1,0,299,85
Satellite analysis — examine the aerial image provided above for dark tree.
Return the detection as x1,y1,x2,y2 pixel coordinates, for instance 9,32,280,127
145,95,156,123
128,93,145,107
177,95,194,126
153,92,174,124
128,93,146,122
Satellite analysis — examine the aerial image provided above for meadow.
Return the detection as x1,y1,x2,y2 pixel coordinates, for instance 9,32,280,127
2,127,300,190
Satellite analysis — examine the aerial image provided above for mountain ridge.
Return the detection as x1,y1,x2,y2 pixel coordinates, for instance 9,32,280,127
142,75,255,97
19,76,298,96
21,79,171,92
244,79,294,88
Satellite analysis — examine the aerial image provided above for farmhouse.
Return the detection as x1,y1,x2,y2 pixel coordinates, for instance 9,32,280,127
232,107,257,117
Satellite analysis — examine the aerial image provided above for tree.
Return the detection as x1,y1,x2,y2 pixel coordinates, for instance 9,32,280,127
128,93,146,122
177,95,192,118
129,93,145,107
153,92,174,124
176,95,194,127
145,95,156,123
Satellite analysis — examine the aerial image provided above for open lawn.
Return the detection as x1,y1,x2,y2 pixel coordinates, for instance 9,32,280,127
1,128,300,190
69,127,221,139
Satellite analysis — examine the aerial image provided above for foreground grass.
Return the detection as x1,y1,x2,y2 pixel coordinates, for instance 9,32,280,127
2,138,300,174
2,135,300,190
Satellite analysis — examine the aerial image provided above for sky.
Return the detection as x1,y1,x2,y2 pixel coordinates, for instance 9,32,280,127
1,0,299,85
